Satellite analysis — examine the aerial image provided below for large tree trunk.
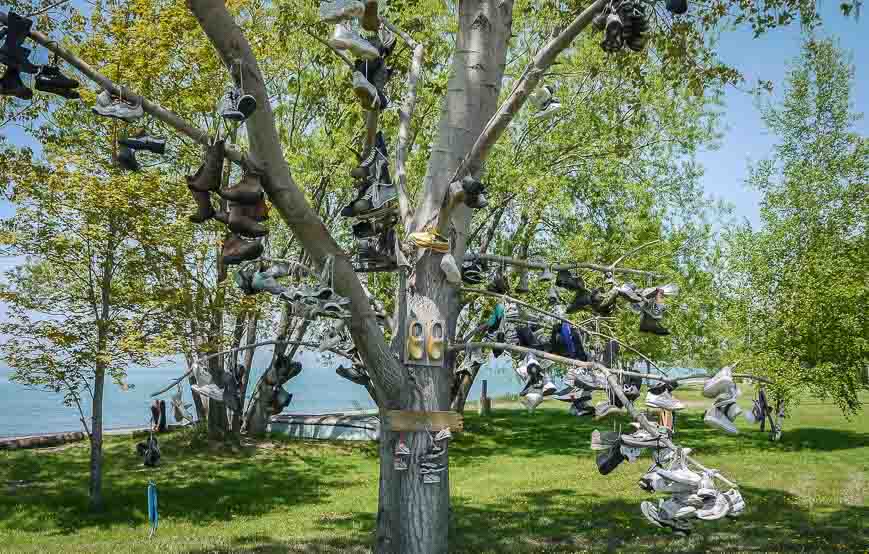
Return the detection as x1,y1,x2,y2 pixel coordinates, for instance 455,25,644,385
88,361,105,510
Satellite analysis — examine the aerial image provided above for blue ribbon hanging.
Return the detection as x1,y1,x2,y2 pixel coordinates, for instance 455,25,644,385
147,481,158,539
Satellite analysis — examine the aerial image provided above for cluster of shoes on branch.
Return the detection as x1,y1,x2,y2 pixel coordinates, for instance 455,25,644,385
1,12,80,100
461,259,678,335
321,0,403,272
592,0,687,55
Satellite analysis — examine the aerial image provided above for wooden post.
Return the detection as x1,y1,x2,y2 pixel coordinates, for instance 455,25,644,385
479,379,491,416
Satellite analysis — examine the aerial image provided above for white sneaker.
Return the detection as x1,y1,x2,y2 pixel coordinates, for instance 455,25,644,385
703,365,734,398
521,392,543,411
329,23,379,60
657,466,702,487
534,100,562,120
541,377,557,396
704,406,739,434
659,497,698,520
697,471,717,498
352,70,380,109
191,383,224,402
723,402,742,421
529,84,554,110
723,488,745,516
696,491,731,520
440,253,461,284
645,390,685,411
319,0,364,22
92,90,144,122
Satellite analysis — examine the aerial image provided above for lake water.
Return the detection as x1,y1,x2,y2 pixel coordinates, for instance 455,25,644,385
0,348,702,438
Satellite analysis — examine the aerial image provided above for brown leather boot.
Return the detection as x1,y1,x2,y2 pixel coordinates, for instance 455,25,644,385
188,186,215,223
222,235,263,266
228,202,269,237
186,140,225,192
218,171,263,205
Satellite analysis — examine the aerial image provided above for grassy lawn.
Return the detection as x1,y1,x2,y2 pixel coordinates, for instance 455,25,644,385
1,389,867,553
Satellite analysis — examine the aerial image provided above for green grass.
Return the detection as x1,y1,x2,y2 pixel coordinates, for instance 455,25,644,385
1,390,867,553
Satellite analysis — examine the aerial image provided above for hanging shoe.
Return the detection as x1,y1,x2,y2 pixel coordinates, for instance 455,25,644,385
565,288,593,313
270,387,292,415
703,365,734,398
723,488,745,516
355,183,397,219
704,406,739,435
352,70,380,110
319,0,365,22
487,270,509,295
188,186,215,223
596,443,626,475
639,312,670,335
251,268,285,295
621,2,650,52
538,266,555,282
555,270,584,291
234,264,257,295
666,0,688,14
115,145,140,172
645,389,685,411
222,235,263,266
119,132,166,155
461,260,484,284
427,321,445,362
34,65,80,99
533,99,562,120
529,84,554,110
329,23,379,60
362,0,379,31
350,147,378,179
219,87,244,121
237,91,256,119
407,320,425,361
191,382,224,402
409,229,449,253
0,12,38,74
0,67,32,100
219,171,264,205
92,90,144,122
187,140,226,192
440,253,461,284
696,491,731,520
515,270,530,294
601,13,624,53
547,283,560,305
336,364,370,385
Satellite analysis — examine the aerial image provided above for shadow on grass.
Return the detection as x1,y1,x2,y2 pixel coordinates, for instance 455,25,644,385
0,429,361,536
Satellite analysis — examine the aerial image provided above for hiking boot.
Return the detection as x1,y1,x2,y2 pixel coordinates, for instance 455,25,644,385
639,312,670,335
329,23,379,60
355,183,397,219
187,140,225,192
440,253,461,284
351,147,377,179
219,87,244,121
228,203,269,237
0,67,32,100
704,406,739,434
119,133,166,154
219,171,264,204
645,389,685,411
188,186,215,223
666,0,688,14
362,0,379,31
115,145,140,171
596,443,626,475
222,235,263,265
34,65,80,99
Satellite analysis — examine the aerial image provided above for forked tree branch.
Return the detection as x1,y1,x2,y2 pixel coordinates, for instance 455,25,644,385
452,0,607,180
0,10,246,164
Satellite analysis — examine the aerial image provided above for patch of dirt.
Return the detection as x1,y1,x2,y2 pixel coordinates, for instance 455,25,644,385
842,471,866,506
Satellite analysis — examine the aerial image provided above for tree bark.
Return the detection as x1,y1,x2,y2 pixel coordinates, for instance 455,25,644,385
88,360,105,510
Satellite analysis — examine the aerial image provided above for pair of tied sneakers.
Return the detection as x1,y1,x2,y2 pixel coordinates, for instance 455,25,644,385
114,131,166,173
93,89,143,122
219,85,256,122
3,63,81,101
703,365,741,434
645,382,685,411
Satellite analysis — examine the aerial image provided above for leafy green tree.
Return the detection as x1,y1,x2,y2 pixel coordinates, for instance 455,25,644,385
724,38,868,415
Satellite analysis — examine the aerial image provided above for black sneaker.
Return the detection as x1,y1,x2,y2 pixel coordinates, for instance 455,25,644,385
461,261,484,284
34,65,80,99
666,0,688,14
119,133,166,155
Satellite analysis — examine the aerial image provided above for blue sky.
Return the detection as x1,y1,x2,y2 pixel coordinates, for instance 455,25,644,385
0,6,865,229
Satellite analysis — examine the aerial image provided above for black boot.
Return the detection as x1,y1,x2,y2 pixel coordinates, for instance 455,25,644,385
0,67,32,100
0,12,38,74
556,269,584,291
565,289,593,313
639,312,670,335
115,145,140,172
119,132,166,154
